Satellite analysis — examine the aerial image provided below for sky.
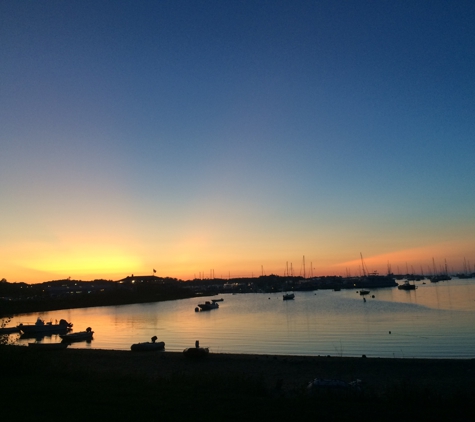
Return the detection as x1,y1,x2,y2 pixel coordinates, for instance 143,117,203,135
1,1,474,283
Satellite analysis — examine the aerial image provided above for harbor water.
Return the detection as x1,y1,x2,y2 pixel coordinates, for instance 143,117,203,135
7,278,475,358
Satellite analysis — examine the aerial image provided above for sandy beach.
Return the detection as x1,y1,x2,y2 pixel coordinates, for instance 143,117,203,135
50,348,475,394
3,345,475,392
2,345,474,420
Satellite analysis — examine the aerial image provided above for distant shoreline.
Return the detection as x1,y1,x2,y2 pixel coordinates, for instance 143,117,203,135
0,291,200,318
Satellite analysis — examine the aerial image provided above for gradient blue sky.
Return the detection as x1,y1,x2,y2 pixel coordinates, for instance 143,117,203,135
1,1,474,283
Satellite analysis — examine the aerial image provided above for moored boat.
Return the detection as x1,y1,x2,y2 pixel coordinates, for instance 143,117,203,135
60,327,93,343
398,280,416,290
283,293,295,300
17,317,72,335
430,275,451,283
197,301,219,311
131,336,165,351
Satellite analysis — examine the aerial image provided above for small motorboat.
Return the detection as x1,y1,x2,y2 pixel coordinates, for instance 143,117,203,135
197,301,219,311
131,336,165,351
28,342,69,350
397,280,416,290
18,317,73,335
359,290,370,295
60,327,94,343
283,293,295,300
183,340,209,358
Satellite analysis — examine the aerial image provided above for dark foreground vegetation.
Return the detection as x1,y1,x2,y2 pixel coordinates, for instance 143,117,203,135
1,345,474,421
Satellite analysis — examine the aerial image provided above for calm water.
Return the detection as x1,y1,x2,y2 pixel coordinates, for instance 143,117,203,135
7,278,475,358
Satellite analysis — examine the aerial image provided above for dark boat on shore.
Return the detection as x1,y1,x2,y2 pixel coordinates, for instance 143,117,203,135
184,347,209,358
184,340,209,358
131,336,165,351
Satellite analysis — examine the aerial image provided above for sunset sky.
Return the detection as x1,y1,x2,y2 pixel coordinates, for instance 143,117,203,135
1,1,474,283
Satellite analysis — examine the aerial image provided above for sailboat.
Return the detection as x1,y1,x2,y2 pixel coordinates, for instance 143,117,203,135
429,258,452,282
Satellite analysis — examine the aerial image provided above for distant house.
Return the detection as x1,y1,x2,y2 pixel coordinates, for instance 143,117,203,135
118,275,176,285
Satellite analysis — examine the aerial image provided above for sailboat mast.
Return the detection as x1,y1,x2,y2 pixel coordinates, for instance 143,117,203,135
360,253,367,277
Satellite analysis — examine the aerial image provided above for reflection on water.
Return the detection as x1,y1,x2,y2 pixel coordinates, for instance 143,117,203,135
8,279,475,358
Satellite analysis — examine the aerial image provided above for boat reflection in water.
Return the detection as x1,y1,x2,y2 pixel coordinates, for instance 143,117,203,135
28,342,69,350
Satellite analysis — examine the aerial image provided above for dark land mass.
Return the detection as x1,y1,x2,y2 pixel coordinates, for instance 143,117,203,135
1,345,474,421
0,277,202,317
0,286,198,317
0,273,399,317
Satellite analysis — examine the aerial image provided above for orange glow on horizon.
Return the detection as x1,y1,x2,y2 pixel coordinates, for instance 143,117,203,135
2,237,474,284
